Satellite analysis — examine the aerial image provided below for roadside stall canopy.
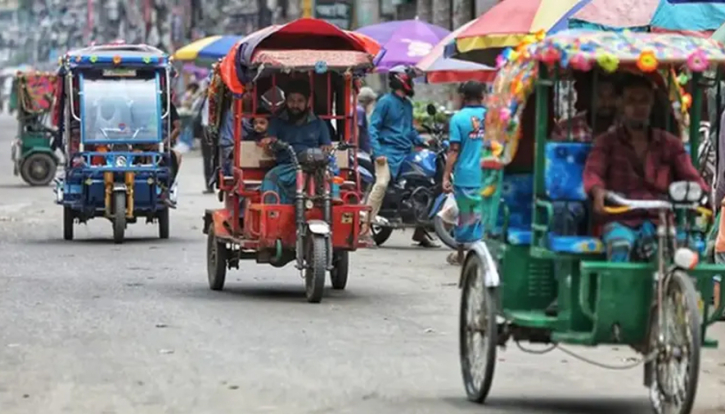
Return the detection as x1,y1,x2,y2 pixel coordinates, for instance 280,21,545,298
568,0,658,31
650,0,725,35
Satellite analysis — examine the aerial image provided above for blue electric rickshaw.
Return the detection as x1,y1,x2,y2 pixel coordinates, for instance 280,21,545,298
54,44,176,243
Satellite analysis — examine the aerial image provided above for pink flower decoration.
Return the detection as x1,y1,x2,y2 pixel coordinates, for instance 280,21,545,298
569,53,592,71
687,49,709,72
499,107,511,123
537,46,560,66
495,55,506,69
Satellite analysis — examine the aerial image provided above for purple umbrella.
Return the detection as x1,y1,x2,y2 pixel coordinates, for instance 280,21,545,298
356,19,450,72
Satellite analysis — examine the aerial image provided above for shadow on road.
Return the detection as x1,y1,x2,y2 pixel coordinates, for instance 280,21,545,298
439,395,649,413
183,283,364,304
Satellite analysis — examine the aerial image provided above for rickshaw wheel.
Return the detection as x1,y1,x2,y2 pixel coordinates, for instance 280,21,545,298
63,207,74,241
330,250,349,290
371,225,393,246
206,227,227,291
20,152,56,186
305,234,327,303
158,208,170,239
459,253,497,404
433,215,457,250
648,271,701,414
112,192,126,244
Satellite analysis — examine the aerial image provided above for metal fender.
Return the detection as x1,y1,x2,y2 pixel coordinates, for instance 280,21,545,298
428,193,447,219
112,183,127,192
307,219,330,235
459,241,500,288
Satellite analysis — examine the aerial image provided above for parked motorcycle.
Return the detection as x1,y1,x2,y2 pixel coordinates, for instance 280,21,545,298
357,104,456,248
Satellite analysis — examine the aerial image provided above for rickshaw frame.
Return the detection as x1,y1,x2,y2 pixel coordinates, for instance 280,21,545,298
202,19,374,303
457,30,725,413
54,43,174,243
10,71,60,186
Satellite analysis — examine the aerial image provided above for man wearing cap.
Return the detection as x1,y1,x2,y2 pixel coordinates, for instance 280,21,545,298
259,80,333,204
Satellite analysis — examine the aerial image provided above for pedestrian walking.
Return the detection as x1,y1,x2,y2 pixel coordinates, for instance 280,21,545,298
357,86,376,154
441,81,487,265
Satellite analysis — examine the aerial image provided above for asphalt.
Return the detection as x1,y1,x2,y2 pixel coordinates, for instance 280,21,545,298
0,113,723,414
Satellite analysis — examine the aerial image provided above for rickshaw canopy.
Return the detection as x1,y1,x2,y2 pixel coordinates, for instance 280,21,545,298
60,44,169,70
486,30,725,166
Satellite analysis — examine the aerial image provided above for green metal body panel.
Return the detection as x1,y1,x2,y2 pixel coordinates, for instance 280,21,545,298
18,132,54,159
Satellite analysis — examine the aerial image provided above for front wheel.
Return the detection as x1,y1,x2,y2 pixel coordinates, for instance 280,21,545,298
112,192,126,244
433,215,458,250
20,152,57,186
330,250,349,290
63,207,74,241
648,270,701,414
460,253,498,404
206,226,227,291
158,208,170,239
305,234,328,303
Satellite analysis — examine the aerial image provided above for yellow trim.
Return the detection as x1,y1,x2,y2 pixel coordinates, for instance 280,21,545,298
603,206,631,214
457,34,528,54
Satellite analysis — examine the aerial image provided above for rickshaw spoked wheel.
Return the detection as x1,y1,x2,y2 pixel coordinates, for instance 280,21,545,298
158,208,169,239
20,152,56,186
459,253,498,404
112,192,126,244
305,234,327,303
330,250,349,290
63,207,74,241
206,226,227,291
648,271,701,414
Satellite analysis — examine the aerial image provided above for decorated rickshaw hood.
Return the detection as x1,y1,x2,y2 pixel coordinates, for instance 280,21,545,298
485,30,725,167
225,18,374,86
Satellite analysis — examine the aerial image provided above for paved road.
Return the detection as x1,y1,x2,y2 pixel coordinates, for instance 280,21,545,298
0,113,723,414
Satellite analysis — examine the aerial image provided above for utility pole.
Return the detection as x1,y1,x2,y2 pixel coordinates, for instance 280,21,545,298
432,0,450,29
415,0,431,23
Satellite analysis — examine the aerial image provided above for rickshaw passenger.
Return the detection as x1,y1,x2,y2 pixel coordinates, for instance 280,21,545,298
258,80,333,204
550,77,618,236
219,106,269,175
583,74,707,262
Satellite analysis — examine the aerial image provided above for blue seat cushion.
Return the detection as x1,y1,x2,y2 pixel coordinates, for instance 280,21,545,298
544,142,591,201
504,228,603,254
497,174,534,229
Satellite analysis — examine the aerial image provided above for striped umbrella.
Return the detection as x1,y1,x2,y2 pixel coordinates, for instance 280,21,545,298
416,20,495,84
174,35,243,62
450,0,592,66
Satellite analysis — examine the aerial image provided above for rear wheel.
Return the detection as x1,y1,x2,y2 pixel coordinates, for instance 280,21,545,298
648,271,701,414
330,250,349,290
158,208,169,239
433,215,458,250
460,253,498,404
206,227,227,291
305,234,328,303
63,207,74,241
112,192,126,244
371,225,393,246
20,152,57,186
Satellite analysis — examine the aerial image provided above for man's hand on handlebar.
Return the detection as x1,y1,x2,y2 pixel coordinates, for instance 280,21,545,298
321,145,332,153
591,187,607,215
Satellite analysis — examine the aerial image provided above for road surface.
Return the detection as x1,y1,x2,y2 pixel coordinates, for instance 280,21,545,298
0,113,723,414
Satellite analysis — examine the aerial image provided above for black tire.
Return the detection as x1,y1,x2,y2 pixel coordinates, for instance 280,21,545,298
371,225,393,246
305,234,327,303
158,208,170,239
433,215,458,250
330,250,349,290
648,270,701,414
460,253,498,404
20,152,57,186
206,227,227,291
63,207,74,241
112,192,126,244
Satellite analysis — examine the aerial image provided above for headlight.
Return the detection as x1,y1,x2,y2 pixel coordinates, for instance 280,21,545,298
115,156,127,167
668,181,702,203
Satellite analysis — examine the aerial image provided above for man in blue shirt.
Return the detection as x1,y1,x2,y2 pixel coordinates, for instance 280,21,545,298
259,80,332,204
367,68,437,247
442,81,486,265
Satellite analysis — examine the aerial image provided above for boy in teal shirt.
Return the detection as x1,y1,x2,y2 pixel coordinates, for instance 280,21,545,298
442,81,486,265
